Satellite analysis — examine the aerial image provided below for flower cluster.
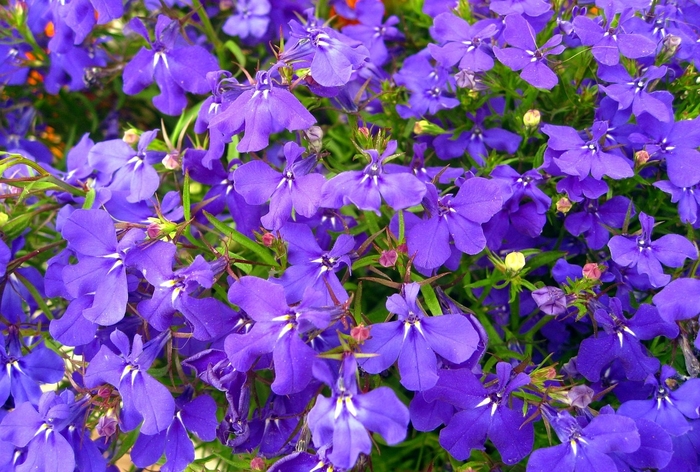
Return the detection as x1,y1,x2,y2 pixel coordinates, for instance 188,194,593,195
2,0,700,470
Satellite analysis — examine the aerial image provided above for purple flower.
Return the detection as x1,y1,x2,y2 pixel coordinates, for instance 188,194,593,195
608,212,697,287
234,142,325,230
307,354,409,469
394,50,460,118
653,181,700,225
428,14,499,72
493,14,565,90
598,64,671,122
208,69,316,153
564,196,633,250
542,121,633,180
532,286,568,315
406,178,502,270
422,364,534,464
527,407,641,472
122,15,219,115
131,389,218,472
84,330,175,435
321,140,427,213
360,283,481,391
576,298,677,382
489,0,551,16
225,276,334,394
342,0,403,66
88,130,164,203
573,6,657,66
652,278,700,325
222,0,271,39
276,222,354,305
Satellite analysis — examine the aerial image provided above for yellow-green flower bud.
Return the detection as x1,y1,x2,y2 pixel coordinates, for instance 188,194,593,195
505,251,526,272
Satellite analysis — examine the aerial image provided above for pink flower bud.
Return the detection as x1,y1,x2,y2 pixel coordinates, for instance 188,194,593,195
379,249,398,267
262,232,275,247
582,263,602,280
250,457,265,471
351,324,371,343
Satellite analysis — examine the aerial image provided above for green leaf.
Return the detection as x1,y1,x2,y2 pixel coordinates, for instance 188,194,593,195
183,170,192,222
202,211,278,267
420,282,442,316
525,250,567,272
224,40,247,69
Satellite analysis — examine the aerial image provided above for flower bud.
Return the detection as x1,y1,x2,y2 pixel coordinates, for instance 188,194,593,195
582,262,602,280
96,415,118,438
379,249,398,268
305,125,323,153
662,35,682,56
122,129,139,145
262,232,275,247
523,109,541,128
556,197,572,214
250,457,265,471
351,324,371,343
532,286,568,315
635,150,650,166
568,385,595,408
162,150,181,170
455,69,482,89
357,126,370,138
504,251,526,272
413,120,446,136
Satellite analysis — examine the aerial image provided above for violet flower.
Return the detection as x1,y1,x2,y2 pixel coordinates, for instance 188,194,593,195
321,140,427,214
428,14,499,72
307,354,409,469
598,64,671,122
234,142,325,230
360,283,481,391
608,212,697,287
208,69,316,153
493,14,565,90
222,0,271,40
122,16,219,115
653,181,700,225
342,0,403,66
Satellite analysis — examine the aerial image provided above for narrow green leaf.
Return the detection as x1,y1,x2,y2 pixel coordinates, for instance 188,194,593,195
183,170,192,222
202,211,278,267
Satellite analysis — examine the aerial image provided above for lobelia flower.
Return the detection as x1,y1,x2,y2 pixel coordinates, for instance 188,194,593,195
493,14,565,90
279,16,369,87
394,50,460,119
84,329,175,435
307,354,409,469
421,363,534,464
222,0,271,40
527,406,641,472
0,332,64,406
653,181,700,225
572,5,657,66
575,298,677,382
532,286,568,315
428,13,499,72
268,446,345,472
321,140,427,213
130,240,238,341
208,69,316,153
130,388,218,472
359,283,481,391
276,222,354,304
225,276,335,395
598,64,671,122
341,0,404,66
384,142,463,184
542,121,633,180
54,209,144,331
88,129,164,203
489,0,551,16
630,113,700,188
433,99,522,164
564,196,633,250
122,15,219,115
44,45,108,94
406,178,502,270
608,212,697,287
234,142,326,230
618,366,700,440
652,278,700,347
0,391,107,472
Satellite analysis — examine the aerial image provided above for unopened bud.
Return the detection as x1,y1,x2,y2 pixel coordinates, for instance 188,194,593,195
662,35,682,56
357,126,370,138
379,249,398,268
413,120,446,136
504,251,526,272
568,385,595,408
122,129,139,145
219,0,233,10
96,415,118,438
162,151,181,170
396,243,408,253
635,150,650,166
351,324,371,343
556,197,572,214
97,386,111,398
147,223,160,239
582,262,602,280
262,232,275,247
250,457,265,471
455,69,479,89
305,126,323,153
523,109,541,128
